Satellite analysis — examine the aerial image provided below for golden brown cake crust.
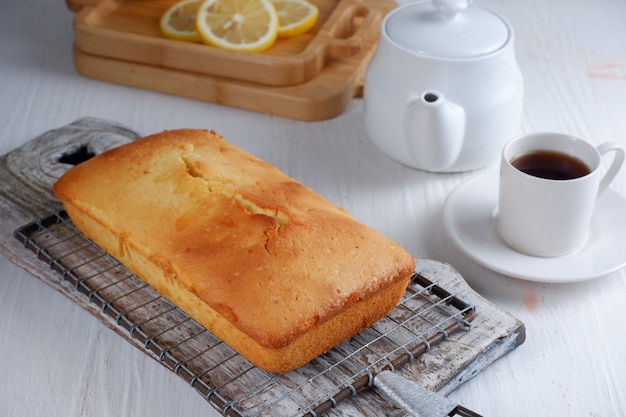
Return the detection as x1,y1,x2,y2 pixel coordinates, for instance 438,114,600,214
53,129,415,372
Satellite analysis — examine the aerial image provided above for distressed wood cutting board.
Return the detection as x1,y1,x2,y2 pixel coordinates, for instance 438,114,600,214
0,118,526,416
66,0,397,120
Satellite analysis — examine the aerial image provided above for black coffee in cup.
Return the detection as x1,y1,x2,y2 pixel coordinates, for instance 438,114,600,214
511,150,591,180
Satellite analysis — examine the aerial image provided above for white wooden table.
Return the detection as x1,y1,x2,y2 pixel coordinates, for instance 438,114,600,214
1,0,625,416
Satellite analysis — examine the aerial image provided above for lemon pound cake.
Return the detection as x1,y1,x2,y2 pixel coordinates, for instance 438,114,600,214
53,129,415,372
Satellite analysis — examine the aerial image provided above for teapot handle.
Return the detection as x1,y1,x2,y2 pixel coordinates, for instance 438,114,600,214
405,91,466,172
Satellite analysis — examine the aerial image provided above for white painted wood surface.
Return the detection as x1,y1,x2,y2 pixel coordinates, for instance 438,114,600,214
1,0,625,416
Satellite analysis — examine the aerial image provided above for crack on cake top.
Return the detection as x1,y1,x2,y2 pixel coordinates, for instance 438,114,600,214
181,154,289,228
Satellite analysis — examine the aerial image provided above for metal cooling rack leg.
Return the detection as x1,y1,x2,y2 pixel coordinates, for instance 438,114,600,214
373,370,482,417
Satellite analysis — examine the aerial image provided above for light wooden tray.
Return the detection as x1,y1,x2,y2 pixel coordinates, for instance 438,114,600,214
68,0,395,87
66,0,395,120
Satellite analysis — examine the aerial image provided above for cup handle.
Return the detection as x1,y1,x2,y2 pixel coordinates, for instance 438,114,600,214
597,141,625,197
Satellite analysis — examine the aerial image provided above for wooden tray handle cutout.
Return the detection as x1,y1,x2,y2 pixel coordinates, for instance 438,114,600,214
66,0,101,12
317,0,384,59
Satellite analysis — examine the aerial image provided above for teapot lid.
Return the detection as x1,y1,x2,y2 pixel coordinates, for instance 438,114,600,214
384,0,511,59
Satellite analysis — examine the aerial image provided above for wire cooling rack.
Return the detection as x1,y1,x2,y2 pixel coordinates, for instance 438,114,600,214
14,211,475,417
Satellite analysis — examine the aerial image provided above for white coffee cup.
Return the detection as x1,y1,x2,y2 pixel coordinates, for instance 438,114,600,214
498,132,625,257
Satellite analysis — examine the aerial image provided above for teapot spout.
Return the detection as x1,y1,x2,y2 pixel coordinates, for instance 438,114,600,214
405,91,465,172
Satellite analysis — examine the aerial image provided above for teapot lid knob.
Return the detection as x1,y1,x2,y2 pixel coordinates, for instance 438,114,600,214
432,0,469,17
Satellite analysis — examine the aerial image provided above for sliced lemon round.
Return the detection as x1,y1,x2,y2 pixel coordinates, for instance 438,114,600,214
160,0,203,42
271,0,318,38
196,0,279,53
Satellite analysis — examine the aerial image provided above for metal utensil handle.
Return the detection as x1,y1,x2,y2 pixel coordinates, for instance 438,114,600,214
374,370,482,417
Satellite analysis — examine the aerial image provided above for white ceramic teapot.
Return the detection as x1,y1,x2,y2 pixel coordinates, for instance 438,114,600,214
364,0,524,172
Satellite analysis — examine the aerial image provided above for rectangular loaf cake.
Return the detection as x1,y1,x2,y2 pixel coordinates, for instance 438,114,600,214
53,129,415,372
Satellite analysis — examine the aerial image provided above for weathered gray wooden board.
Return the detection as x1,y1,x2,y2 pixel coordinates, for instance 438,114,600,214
0,118,525,416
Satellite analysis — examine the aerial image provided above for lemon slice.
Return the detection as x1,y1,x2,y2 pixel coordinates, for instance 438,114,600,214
160,0,203,42
271,0,318,38
196,0,279,52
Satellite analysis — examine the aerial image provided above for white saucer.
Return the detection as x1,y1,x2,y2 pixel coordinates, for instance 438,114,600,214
442,170,626,282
